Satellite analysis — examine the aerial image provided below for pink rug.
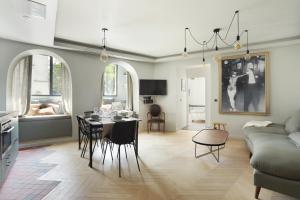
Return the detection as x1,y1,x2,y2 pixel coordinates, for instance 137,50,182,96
0,148,60,200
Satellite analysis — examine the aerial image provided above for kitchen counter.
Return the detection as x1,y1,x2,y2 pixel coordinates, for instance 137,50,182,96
0,111,18,121
0,111,19,185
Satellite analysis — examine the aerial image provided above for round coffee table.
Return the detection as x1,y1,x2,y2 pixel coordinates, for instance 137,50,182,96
192,129,229,162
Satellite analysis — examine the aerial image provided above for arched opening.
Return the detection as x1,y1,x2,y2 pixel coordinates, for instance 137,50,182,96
6,49,72,116
6,49,73,143
100,61,139,114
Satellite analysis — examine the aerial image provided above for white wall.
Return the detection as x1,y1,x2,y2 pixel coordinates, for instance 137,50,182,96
0,0,58,46
0,38,154,137
154,44,300,137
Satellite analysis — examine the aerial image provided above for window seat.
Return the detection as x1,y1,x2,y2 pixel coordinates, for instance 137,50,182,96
19,114,71,122
19,114,72,143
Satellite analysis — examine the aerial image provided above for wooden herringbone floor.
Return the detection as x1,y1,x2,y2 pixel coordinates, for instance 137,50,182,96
38,131,296,200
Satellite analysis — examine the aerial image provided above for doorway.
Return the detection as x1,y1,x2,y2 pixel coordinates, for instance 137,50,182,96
184,77,206,131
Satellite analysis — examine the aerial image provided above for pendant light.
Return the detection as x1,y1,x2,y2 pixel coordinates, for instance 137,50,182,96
183,10,252,62
202,41,206,63
182,28,188,57
233,10,242,50
100,28,109,63
244,30,251,61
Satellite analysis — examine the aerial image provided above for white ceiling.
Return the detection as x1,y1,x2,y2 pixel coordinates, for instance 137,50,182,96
55,0,300,57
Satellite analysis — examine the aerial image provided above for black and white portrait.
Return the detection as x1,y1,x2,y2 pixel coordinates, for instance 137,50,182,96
219,52,269,115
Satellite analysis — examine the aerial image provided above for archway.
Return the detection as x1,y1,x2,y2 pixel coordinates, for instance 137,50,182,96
6,49,73,114
101,61,139,113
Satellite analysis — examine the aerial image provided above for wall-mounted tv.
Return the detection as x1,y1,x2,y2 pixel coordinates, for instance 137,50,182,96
139,79,167,95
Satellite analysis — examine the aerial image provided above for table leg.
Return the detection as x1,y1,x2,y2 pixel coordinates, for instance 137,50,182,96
194,144,224,162
135,121,139,156
78,126,81,150
89,126,93,168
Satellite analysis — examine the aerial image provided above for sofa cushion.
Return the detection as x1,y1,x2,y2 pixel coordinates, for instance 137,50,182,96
285,110,300,133
289,132,300,148
243,124,288,138
250,135,300,181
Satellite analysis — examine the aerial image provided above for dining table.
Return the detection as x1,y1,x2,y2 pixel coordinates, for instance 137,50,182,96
77,115,141,168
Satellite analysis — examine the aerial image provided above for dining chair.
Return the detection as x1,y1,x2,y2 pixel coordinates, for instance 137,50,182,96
76,116,102,157
102,120,140,177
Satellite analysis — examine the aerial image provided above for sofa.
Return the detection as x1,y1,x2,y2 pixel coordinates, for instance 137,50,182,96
243,111,300,199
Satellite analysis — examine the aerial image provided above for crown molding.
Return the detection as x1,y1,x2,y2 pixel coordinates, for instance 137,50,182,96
155,35,300,63
1,35,300,64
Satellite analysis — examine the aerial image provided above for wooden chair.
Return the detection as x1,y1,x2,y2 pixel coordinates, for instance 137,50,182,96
213,122,227,131
147,104,165,133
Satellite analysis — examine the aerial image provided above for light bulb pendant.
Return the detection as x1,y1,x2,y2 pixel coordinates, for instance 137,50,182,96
182,47,188,57
234,35,242,50
244,50,251,61
100,47,109,63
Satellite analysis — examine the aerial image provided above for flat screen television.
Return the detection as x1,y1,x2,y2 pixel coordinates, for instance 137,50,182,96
139,79,167,95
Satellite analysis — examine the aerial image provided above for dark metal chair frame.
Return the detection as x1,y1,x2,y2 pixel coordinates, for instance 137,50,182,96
77,116,102,158
102,120,140,177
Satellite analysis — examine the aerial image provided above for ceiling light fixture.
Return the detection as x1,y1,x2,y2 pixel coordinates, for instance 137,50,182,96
183,10,251,61
182,28,189,57
100,28,109,63
244,30,251,61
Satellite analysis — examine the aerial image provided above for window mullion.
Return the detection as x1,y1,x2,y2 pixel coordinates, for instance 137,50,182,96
50,56,53,96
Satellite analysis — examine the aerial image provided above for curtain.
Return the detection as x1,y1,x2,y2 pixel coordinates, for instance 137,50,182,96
126,72,133,110
9,56,32,116
61,64,72,114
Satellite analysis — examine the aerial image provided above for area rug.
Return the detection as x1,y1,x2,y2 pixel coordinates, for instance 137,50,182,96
0,148,60,200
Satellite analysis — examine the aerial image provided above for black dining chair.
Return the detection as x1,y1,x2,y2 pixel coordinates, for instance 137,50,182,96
76,116,102,157
102,120,140,177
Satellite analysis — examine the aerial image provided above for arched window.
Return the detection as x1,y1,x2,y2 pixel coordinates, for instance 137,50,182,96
7,50,72,116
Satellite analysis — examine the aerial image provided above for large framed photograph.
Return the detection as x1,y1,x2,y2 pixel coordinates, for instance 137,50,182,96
219,52,269,115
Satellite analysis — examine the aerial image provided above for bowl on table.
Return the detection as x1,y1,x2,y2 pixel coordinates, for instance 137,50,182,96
113,115,122,121
91,114,100,121
84,111,93,118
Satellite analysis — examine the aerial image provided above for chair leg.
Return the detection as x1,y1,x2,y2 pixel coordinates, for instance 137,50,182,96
255,186,261,199
102,141,108,164
82,136,88,157
163,122,165,132
92,136,98,154
124,145,128,159
109,142,114,161
133,144,140,172
147,122,149,133
118,145,121,177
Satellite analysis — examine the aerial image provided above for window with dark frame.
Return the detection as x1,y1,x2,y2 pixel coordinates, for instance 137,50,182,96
103,64,118,96
31,55,62,97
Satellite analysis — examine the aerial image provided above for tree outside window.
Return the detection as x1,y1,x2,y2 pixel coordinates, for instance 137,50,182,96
104,64,117,96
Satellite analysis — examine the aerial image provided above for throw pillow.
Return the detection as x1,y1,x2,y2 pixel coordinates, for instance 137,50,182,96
288,132,300,148
285,110,300,133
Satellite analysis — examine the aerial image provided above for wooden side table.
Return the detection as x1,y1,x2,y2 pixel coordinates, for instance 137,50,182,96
192,129,229,162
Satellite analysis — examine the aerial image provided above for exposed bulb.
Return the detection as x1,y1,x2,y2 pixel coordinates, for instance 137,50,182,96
182,47,188,57
100,48,109,63
234,40,242,50
244,50,251,61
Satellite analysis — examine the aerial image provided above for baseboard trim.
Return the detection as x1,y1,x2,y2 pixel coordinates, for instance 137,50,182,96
19,137,75,149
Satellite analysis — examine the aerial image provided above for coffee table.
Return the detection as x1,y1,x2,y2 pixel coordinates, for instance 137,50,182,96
192,129,229,162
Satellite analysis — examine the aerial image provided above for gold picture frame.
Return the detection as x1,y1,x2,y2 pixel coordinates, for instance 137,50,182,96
219,52,270,115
